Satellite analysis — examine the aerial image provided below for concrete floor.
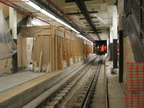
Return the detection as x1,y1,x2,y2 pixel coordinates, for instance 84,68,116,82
91,61,125,108
106,61,125,108
91,64,106,108
0,56,95,108
0,71,45,93
0,60,125,108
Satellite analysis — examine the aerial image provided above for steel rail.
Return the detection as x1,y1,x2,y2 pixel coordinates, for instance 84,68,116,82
36,57,98,108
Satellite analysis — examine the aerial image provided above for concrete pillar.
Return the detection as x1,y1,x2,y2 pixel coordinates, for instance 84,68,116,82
112,6,118,39
9,7,18,72
109,26,113,61
113,39,117,68
119,30,123,82
112,6,118,68
9,7,17,39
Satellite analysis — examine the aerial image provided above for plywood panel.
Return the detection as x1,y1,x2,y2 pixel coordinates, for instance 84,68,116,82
0,3,9,18
22,37,33,68
54,36,58,70
37,29,52,36
42,37,50,65
66,39,70,66
19,25,93,72
17,36,22,68
21,26,52,36
34,37,41,65
56,30,64,37
71,35,75,40
52,36,55,72
65,33,70,39
22,38,26,68
57,37,63,69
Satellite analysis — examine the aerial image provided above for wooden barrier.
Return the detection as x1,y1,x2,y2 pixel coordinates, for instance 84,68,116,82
18,25,93,72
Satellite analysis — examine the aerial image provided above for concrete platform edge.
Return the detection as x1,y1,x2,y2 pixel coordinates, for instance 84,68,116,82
0,56,95,108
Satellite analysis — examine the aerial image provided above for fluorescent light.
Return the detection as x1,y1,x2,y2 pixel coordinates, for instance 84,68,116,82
25,1,79,34
41,9,56,19
26,1,41,11
55,18,79,33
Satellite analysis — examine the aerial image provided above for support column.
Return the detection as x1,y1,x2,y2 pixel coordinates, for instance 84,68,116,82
113,39,117,68
9,7,18,72
119,30,123,82
109,27,113,61
112,6,118,68
9,7,17,39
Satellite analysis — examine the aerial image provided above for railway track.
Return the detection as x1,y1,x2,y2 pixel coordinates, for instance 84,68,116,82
71,57,103,108
36,56,104,108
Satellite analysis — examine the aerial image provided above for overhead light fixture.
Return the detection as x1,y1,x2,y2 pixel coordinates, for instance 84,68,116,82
25,1,79,34
26,1,41,11
41,9,57,19
79,34,92,43
55,18,79,33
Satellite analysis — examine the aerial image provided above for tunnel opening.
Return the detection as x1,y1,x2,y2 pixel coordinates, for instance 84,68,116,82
94,40,107,55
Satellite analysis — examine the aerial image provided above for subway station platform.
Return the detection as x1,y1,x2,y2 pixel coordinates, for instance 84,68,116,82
0,57,125,108
106,61,125,108
0,71,45,93
0,56,94,108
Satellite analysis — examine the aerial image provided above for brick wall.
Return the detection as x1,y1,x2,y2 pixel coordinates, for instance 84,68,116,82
123,36,135,86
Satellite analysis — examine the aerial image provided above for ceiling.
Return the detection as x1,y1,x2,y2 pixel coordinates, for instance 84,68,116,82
48,0,116,40
9,0,116,41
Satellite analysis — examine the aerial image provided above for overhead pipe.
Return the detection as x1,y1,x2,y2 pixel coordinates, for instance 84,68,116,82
75,0,101,40
45,0,80,29
32,0,95,41
87,35,95,42
1,1,95,41
0,2,93,41
44,0,95,41
0,2,52,25
33,0,76,29
0,2,79,34
1,1,79,34
0,1,76,33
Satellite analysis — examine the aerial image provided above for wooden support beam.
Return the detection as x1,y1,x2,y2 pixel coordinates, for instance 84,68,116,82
57,37,63,70
17,36,22,69
49,36,52,72
39,51,43,72
52,36,54,72
54,36,58,70
19,25,93,73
